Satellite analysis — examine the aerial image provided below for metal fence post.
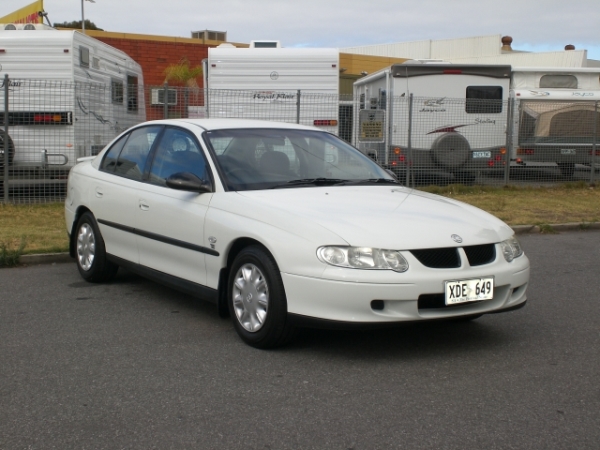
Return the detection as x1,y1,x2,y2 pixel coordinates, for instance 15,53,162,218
591,101,598,185
3,74,9,203
296,90,301,124
504,97,514,186
406,94,413,188
163,82,169,119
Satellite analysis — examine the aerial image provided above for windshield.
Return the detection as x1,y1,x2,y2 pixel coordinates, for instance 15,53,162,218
205,128,395,191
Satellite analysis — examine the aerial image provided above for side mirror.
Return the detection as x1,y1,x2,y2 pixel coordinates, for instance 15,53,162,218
166,172,212,193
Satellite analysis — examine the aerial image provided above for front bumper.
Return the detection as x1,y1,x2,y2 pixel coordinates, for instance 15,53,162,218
281,256,530,323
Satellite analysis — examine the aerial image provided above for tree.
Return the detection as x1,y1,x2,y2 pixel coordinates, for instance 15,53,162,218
163,58,203,118
54,20,103,31
163,57,203,88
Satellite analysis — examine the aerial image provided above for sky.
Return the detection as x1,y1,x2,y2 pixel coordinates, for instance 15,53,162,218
2,0,600,60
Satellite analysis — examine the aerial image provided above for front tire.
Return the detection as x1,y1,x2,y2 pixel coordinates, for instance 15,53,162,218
75,212,118,282
228,246,296,349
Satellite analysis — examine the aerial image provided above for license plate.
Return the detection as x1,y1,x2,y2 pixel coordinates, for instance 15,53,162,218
445,277,494,305
472,151,491,159
560,149,576,155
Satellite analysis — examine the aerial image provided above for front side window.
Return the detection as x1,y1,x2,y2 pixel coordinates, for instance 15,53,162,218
465,86,503,114
114,126,162,181
148,128,209,186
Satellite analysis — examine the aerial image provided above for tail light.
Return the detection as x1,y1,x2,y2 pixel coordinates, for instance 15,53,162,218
313,120,338,126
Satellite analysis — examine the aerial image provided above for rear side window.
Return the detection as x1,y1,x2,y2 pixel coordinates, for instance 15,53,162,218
114,126,162,181
100,134,129,172
465,86,503,114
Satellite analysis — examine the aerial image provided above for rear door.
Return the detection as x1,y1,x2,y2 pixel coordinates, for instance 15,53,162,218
91,125,163,264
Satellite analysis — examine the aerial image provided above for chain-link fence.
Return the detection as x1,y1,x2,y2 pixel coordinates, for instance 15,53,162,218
2,77,599,203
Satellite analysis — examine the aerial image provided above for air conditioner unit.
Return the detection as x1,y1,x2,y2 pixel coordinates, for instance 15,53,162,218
151,88,178,105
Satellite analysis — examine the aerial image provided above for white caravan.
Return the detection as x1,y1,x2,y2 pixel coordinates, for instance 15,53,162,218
510,67,600,178
0,23,145,171
202,42,339,134
353,63,512,180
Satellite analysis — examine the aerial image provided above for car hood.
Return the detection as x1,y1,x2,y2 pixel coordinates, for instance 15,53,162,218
235,186,513,249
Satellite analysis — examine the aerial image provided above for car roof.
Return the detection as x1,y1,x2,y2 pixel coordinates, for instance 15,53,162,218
141,118,323,132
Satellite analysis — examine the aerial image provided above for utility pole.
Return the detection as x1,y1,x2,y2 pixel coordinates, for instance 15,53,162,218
81,0,96,34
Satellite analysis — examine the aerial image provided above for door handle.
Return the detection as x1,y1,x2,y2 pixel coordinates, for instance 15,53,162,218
95,188,103,198
139,200,149,211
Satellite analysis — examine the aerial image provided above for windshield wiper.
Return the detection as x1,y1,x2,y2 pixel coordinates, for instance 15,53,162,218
270,178,349,189
340,178,401,185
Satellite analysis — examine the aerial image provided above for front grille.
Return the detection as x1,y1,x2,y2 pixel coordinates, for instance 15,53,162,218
464,244,496,266
410,247,460,268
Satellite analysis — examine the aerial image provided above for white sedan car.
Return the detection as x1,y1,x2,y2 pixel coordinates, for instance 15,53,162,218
65,119,530,348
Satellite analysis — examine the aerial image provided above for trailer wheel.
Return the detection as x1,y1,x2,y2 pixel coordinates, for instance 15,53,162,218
0,131,15,170
558,163,575,179
431,133,470,169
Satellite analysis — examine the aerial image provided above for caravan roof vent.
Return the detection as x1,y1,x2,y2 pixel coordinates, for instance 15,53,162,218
250,40,282,48
4,24,17,30
23,24,36,30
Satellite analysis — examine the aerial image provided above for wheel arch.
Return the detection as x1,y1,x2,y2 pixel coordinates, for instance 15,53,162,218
216,237,274,318
69,206,93,258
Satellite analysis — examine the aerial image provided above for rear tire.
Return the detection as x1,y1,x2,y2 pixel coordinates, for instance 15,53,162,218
0,130,15,169
75,212,119,282
558,162,575,179
228,246,296,349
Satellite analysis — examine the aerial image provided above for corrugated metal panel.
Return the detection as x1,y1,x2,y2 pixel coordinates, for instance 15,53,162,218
341,35,503,59
431,35,501,59
342,39,433,59
446,50,588,67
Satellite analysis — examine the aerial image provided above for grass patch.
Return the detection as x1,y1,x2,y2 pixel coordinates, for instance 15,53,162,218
420,184,600,226
1,183,600,255
0,203,69,255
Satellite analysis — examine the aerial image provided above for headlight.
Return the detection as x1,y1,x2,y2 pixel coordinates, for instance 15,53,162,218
317,246,409,272
501,236,524,262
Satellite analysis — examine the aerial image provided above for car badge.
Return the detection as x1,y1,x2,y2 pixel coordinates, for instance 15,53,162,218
208,236,217,249
451,234,463,243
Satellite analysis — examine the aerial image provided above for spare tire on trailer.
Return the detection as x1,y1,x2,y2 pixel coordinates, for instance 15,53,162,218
431,132,470,169
0,130,15,170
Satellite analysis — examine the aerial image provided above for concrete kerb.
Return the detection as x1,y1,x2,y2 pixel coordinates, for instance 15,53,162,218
18,252,73,266
512,222,600,234
13,222,600,266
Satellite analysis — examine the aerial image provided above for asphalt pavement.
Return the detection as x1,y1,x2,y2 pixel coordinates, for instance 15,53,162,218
1,230,599,449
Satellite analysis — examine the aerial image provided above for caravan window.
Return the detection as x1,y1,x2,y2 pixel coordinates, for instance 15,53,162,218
127,76,139,113
80,47,90,68
465,86,503,114
111,80,124,104
539,75,578,89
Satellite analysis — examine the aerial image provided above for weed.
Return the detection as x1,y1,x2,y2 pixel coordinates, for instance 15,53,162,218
537,223,557,234
0,237,27,267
